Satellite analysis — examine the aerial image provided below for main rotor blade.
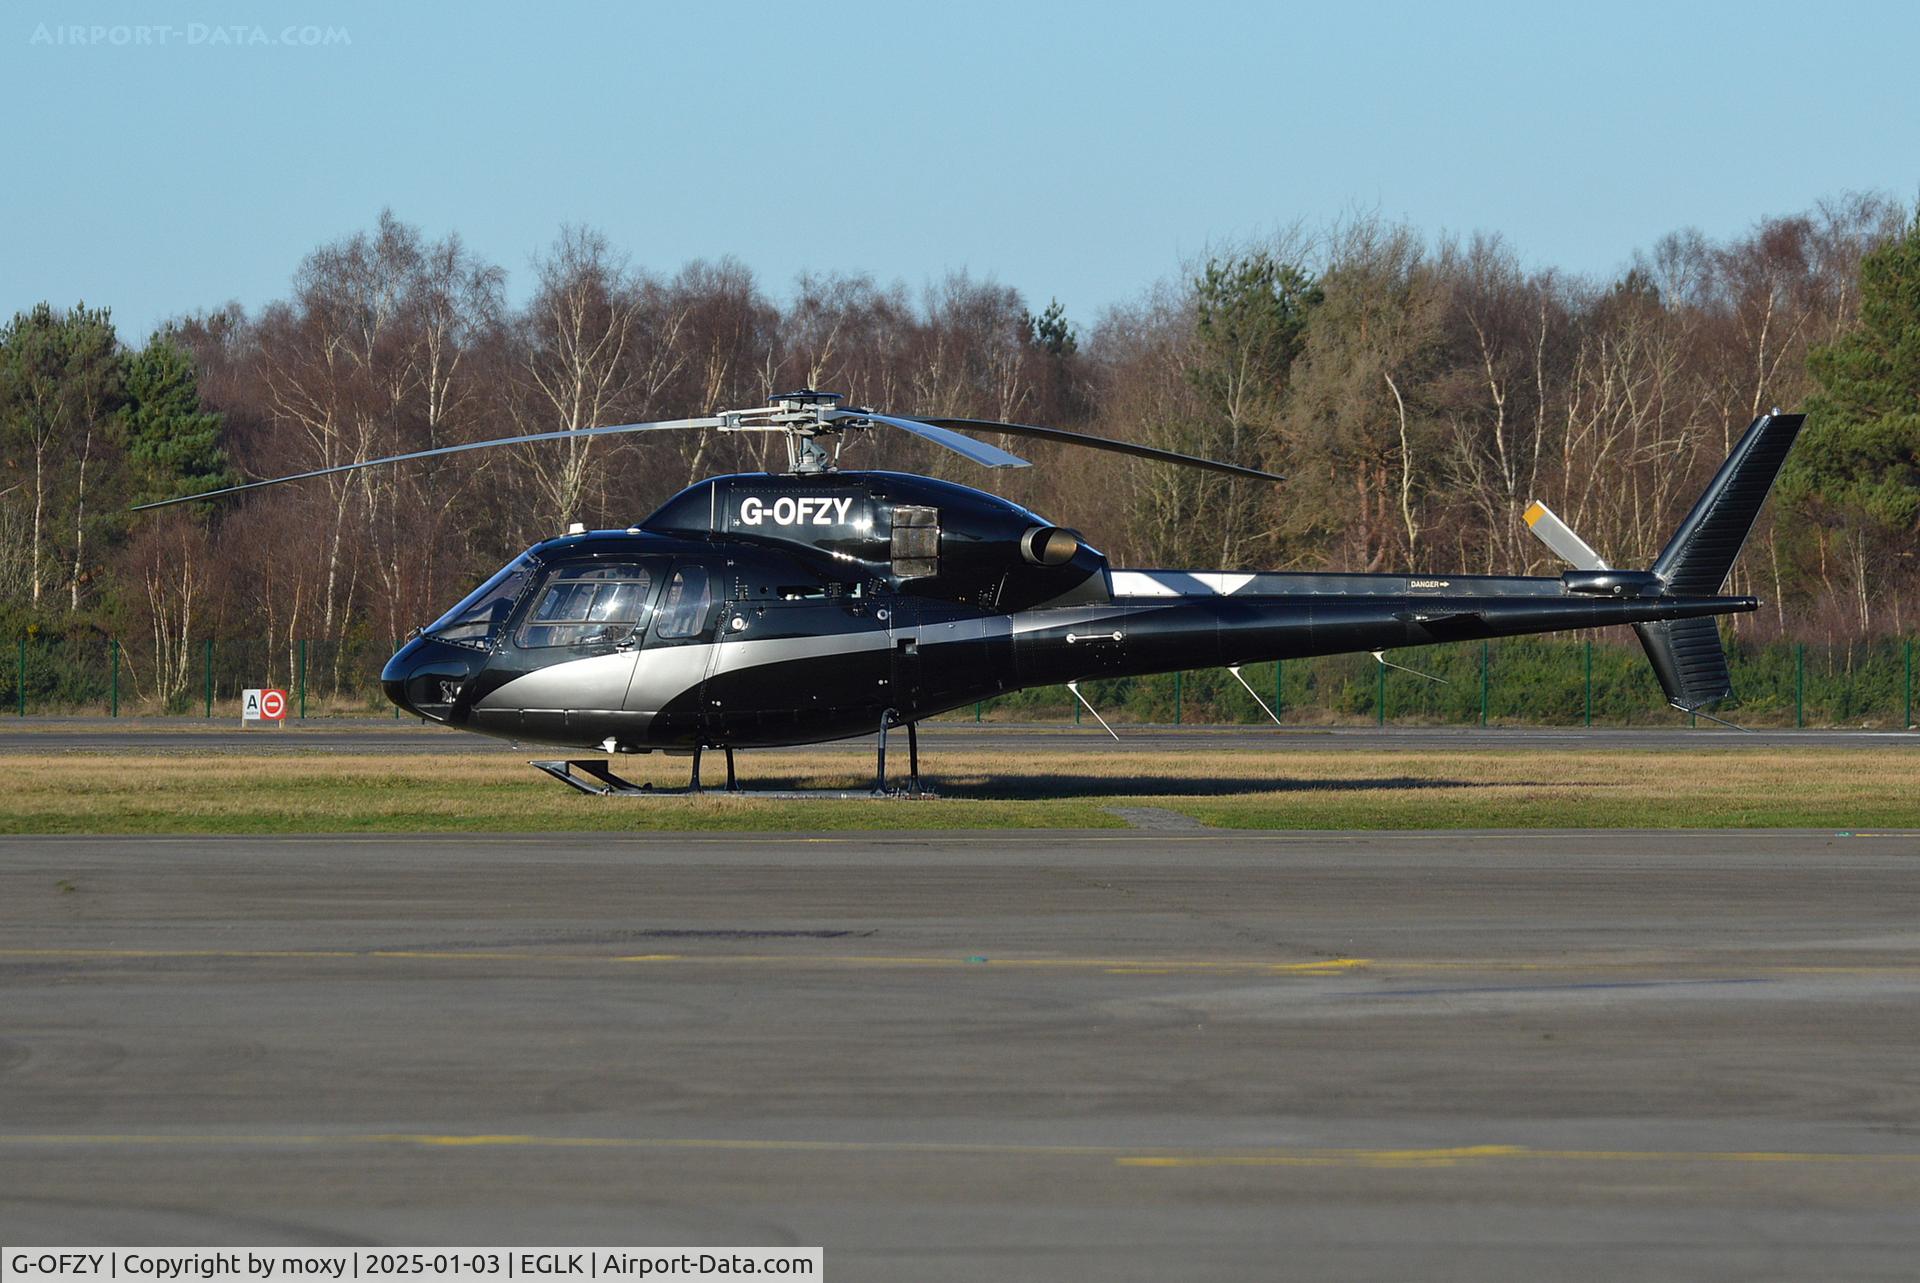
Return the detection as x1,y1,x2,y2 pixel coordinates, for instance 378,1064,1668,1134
1522,500,1609,571
849,412,1031,469
130,415,725,511
920,417,1284,483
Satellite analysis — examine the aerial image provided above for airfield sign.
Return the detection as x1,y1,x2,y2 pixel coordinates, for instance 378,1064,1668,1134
242,687,288,723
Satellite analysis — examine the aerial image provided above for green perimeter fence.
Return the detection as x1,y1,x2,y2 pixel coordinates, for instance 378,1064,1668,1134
4,637,403,719
2,634,1915,729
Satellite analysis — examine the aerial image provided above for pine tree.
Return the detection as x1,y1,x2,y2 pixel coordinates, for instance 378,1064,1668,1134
1189,252,1320,415
123,333,233,508
1027,299,1076,358
1797,214,1920,530
1786,211,1920,623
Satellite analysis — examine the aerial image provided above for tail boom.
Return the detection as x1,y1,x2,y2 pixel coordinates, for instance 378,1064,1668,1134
1012,586,1756,688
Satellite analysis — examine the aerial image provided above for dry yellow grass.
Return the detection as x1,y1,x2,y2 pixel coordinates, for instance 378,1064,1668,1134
0,746,1913,832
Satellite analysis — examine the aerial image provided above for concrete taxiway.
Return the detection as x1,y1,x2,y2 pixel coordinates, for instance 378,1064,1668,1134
3,829,1919,1279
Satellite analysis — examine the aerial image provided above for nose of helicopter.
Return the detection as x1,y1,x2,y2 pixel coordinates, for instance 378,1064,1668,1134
381,637,485,722
380,641,418,716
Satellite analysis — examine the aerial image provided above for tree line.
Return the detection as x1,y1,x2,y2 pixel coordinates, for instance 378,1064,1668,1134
3,196,1917,707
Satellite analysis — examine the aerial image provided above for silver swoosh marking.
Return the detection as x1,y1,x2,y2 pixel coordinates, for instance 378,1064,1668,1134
474,652,638,711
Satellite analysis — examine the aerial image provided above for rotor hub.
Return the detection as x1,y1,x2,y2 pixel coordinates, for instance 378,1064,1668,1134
756,391,855,472
770,389,845,413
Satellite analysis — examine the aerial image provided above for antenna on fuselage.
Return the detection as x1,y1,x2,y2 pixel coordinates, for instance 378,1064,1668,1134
1370,651,1451,685
1065,681,1120,741
1226,665,1284,727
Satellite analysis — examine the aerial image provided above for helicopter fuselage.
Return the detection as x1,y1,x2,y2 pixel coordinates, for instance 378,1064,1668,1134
381,470,1754,752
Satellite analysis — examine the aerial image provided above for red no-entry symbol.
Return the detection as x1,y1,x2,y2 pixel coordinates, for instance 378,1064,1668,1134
260,688,287,720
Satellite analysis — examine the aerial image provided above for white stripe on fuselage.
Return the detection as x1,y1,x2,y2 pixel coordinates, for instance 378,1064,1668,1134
1110,570,1256,598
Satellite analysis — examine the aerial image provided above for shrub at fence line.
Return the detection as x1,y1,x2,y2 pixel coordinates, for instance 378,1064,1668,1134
4,634,1914,727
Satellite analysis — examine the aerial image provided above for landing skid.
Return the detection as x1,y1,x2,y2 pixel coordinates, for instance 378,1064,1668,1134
529,727,938,798
529,758,661,796
527,747,747,796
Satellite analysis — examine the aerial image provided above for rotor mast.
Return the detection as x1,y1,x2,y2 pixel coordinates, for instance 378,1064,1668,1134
734,389,846,474
717,390,1034,475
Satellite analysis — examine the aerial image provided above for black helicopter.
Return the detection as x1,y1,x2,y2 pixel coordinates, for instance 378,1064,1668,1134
139,389,1803,794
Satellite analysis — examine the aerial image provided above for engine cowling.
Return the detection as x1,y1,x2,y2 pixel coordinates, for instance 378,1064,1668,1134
640,471,1110,610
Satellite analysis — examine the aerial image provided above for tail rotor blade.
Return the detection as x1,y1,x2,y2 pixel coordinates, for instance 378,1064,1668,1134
1523,501,1609,571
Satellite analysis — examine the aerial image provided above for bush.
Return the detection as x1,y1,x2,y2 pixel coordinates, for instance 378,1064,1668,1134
3,634,1913,727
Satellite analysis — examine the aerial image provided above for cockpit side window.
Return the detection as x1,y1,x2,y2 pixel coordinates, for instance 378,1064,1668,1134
517,563,656,649
654,564,713,640
423,554,536,650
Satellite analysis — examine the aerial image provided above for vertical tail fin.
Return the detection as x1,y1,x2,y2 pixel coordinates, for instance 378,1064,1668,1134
1635,412,1804,711
1650,412,1805,595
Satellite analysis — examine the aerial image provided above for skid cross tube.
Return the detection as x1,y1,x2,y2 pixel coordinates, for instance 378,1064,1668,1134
529,759,653,796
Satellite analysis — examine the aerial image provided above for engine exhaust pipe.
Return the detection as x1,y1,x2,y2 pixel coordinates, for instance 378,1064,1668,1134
1021,526,1080,566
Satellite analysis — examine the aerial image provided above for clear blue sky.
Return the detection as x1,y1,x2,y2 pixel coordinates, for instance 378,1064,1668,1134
4,0,1915,342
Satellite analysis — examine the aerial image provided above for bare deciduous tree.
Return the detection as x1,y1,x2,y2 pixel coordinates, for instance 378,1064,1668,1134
511,226,688,533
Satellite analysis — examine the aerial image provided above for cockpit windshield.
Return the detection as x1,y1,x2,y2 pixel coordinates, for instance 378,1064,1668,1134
423,553,536,649
517,562,657,648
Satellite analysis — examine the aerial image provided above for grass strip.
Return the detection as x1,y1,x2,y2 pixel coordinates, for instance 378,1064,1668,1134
1,747,1914,834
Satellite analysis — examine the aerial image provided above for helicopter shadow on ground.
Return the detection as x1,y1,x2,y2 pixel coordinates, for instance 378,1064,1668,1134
934,773,1494,801
724,771,1496,800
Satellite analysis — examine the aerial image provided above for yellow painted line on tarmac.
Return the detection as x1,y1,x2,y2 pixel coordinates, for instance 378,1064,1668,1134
1369,959,1920,976
1118,1145,1920,1169
631,954,1371,974
0,947,1368,976
2,1133,1917,1172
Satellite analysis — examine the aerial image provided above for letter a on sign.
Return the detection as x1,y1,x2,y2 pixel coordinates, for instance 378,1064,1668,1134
242,689,263,721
